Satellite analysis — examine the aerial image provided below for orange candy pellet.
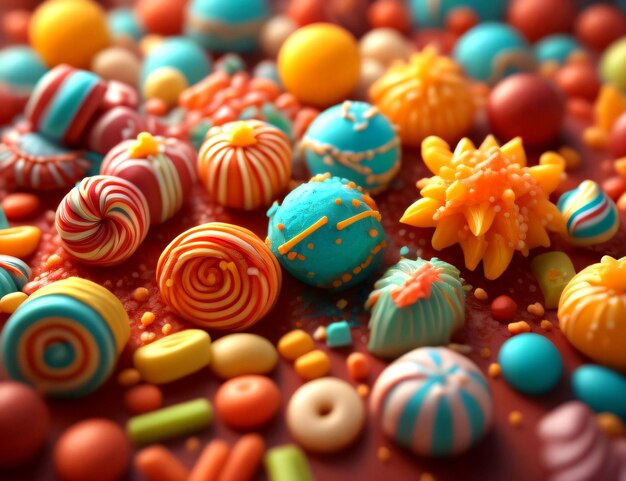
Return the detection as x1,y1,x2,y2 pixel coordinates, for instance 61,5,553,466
124,384,163,415
346,352,371,381
294,350,331,380
278,329,314,361
2,193,40,221
135,445,189,481
214,376,281,430
188,440,230,481
216,434,265,481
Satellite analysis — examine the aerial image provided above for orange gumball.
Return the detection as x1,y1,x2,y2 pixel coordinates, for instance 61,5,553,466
214,375,281,430
136,0,188,36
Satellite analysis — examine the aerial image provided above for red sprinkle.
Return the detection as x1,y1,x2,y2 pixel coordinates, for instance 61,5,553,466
491,295,518,322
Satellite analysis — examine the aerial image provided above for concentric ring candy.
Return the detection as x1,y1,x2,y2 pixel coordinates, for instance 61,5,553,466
370,347,493,457
198,120,292,210
0,277,130,397
0,255,31,298
25,64,107,146
557,180,620,246
55,175,150,267
0,128,92,191
156,222,282,330
101,132,197,225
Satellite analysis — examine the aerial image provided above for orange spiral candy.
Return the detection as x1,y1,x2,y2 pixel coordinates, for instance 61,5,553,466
198,120,292,210
55,175,150,266
156,222,282,330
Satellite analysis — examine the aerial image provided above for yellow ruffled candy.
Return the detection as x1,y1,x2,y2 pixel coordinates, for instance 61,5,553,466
133,329,212,384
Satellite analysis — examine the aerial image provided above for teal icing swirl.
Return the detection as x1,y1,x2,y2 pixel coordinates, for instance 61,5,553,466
366,257,466,359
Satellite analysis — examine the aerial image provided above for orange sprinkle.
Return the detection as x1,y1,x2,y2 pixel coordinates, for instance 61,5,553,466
307,243,314,250
342,273,352,282
118,368,141,386
287,252,297,261
509,410,523,427
336,299,348,309
527,302,545,317
480,347,491,359
357,384,370,398
336,210,382,230
377,446,391,463
45,254,62,269
597,413,626,438
540,319,553,331
133,287,150,302
508,321,531,335
336,238,342,245
352,199,361,207
297,254,306,261
488,363,501,378
335,198,342,204
558,146,581,171
615,157,626,177
582,127,609,149
353,266,362,274
474,287,488,301
332,280,342,288
369,229,378,237
278,216,328,255
162,323,173,335
547,268,562,281
277,223,285,230
141,312,156,327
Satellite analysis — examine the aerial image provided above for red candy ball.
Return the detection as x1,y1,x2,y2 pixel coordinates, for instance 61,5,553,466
602,176,626,201
487,73,565,147
554,61,601,102
54,419,130,481
124,384,163,415
445,7,479,37
136,0,187,36
491,295,518,322
575,4,626,51
368,0,411,33
0,381,50,468
2,9,31,44
507,0,576,42
287,0,327,26
610,112,626,159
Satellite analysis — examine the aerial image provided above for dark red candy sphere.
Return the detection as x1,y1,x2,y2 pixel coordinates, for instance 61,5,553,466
610,112,626,159
575,4,626,51
554,61,601,102
287,0,328,26
368,0,411,33
491,295,518,322
0,381,50,468
487,73,565,147
445,7,479,37
136,0,188,36
507,0,576,42
2,9,31,44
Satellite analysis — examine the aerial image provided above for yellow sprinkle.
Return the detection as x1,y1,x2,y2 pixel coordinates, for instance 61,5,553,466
480,347,491,359
228,121,257,147
161,323,173,335
377,446,391,463
118,368,141,386
540,319,553,331
488,363,501,378
509,410,523,427
336,299,348,309
474,287,488,301
357,384,370,398
132,287,150,302
141,312,156,327
508,321,531,335
45,254,62,269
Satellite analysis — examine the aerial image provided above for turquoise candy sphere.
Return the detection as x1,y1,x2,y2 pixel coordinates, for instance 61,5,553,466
141,37,212,87
572,365,626,422
0,47,48,95
366,257,466,359
267,175,386,290
535,35,582,65
453,23,534,84
185,0,270,52
498,333,563,395
303,101,400,193
408,0,508,28
108,8,145,42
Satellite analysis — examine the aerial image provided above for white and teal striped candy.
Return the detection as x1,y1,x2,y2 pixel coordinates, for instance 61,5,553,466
0,255,31,297
370,347,493,457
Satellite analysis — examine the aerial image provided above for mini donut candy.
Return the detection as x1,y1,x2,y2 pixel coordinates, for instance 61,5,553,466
286,377,365,453
101,133,197,225
55,175,150,267
157,223,282,330
0,277,130,397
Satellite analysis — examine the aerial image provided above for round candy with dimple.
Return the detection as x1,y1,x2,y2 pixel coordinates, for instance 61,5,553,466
572,365,626,422
30,0,111,69
198,120,292,210
498,333,563,395
535,35,581,66
25,64,107,146
557,180,619,246
267,175,386,290
408,0,508,28
1,277,129,397
157,223,282,330
453,22,534,84
101,133,196,225
185,0,270,53
303,101,400,193
55,175,150,266
0,255,31,298
0,46,48,95
85,107,147,155
0,128,92,190
370,346,493,457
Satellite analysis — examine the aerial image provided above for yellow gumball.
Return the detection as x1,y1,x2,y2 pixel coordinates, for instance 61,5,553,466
278,23,360,108
143,67,189,108
30,0,110,69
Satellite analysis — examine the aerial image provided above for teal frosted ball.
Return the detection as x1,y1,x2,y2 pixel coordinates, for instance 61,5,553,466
303,101,400,193
141,37,212,87
267,175,386,290
535,35,581,65
408,0,508,28
107,8,145,42
185,0,270,52
572,365,626,421
498,333,563,395
0,47,48,95
453,23,533,84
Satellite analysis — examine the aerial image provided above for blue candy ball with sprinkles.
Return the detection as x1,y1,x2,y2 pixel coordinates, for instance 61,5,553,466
266,174,386,290
303,101,401,194
371,346,493,457
557,180,620,246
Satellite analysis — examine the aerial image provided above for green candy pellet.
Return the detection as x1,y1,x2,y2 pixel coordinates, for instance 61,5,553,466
127,398,212,445
264,445,315,481
530,252,576,309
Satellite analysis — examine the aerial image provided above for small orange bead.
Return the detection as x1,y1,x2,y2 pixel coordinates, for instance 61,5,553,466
124,384,163,415
346,352,371,381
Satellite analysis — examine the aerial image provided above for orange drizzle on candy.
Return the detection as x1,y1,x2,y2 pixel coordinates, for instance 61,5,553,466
391,262,442,308
401,135,566,280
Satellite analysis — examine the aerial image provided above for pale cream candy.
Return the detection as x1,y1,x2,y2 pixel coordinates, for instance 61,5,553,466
210,333,278,379
359,28,412,66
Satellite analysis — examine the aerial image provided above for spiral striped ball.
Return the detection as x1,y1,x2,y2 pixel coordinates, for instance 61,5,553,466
1,277,129,397
157,222,282,330
101,134,197,225
55,175,150,267
370,347,493,457
0,255,31,297
198,120,292,210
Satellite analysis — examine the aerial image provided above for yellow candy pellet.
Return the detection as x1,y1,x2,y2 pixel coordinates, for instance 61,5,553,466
0,292,28,314
278,329,315,361
118,368,142,387
143,67,188,109
133,287,150,302
294,350,331,380
133,329,212,384
45,254,62,269
474,287,488,301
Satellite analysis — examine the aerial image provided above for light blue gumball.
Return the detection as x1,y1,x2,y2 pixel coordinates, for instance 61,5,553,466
572,365,626,422
535,35,582,65
141,37,212,87
0,46,48,95
108,8,145,42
